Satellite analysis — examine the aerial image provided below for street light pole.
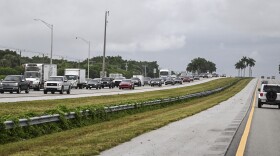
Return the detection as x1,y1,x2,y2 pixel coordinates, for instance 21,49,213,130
102,11,109,77
76,37,91,79
34,19,53,65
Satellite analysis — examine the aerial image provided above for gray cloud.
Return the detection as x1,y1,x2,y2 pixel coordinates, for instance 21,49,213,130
0,0,280,78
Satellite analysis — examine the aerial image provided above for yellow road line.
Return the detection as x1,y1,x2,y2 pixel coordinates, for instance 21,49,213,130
236,83,258,156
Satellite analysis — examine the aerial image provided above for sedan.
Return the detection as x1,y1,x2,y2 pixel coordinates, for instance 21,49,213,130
174,78,183,84
182,77,191,82
86,79,102,89
150,78,163,87
119,79,135,89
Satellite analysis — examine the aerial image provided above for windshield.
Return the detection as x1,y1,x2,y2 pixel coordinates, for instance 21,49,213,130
122,79,131,83
152,79,161,81
88,80,98,83
263,85,280,93
65,75,78,80
48,77,63,81
101,78,111,81
24,72,40,78
160,71,169,76
4,76,21,81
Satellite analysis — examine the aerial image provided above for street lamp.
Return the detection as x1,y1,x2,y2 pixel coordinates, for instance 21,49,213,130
76,37,90,79
34,19,53,65
102,11,109,77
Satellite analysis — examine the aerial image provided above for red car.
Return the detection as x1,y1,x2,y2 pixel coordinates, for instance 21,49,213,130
119,79,135,89
182,77,191,82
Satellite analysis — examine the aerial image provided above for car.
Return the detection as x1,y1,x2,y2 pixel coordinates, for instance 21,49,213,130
100,77,114,89
182,77,191,82
165,77,175,85
86,79,102,89
173,77,183,84
119,79,135,89
193,75,200,80
44,76,71,94
212,73,219,77
258,84,280,108
221,74,226,77
131,77,142,87
113,77,125,87
203,74,209,78
144,77,152,85
150,78,163,87
0,75,30,94
261,80,268,85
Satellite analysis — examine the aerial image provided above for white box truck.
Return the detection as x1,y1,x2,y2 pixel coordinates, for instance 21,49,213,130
64,68,86,89
24,63,57,91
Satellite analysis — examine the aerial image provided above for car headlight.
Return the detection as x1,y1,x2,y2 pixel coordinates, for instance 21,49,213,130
14,83,18,86
58,83,62,86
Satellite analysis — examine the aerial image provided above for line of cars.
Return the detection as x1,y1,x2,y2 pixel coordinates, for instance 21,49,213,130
0,73,211,94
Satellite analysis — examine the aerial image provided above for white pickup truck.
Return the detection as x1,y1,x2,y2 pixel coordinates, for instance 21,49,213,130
44,76,71,94
258,84,280,109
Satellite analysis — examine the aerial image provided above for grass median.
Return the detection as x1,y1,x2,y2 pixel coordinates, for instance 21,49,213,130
0,78,237,119
0,78,252,155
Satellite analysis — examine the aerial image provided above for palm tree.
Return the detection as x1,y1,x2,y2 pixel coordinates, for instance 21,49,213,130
247,57,256,77
241,56,248,77
235,62,241,77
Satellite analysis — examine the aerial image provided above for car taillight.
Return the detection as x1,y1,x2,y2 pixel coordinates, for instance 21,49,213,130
260,93,263,97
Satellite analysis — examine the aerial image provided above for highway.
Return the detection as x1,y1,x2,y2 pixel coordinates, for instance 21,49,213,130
226,79,280,156
101,79,258,156
0,78,216,103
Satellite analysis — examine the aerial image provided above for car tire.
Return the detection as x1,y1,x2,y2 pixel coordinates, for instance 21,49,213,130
44,91,47,94
0,91,4,94
51,91,55,94
67,87,71,94
25,86,30,93
60,86,64,94
278,104,280,109
258,99,262,108
17,86,21,94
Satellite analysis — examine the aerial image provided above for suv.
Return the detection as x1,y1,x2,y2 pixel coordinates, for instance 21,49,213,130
101,77,114,88
44,76,71,94
0,75,30,94
258,84,280,109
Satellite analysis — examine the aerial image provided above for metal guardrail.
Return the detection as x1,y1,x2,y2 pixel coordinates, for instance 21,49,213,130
3,84,231,129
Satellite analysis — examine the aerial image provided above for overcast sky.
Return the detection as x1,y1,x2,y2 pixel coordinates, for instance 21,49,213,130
0,0,280,77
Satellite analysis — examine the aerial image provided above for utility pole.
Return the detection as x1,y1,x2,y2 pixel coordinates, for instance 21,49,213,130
125,62,128,71
102,11,109,77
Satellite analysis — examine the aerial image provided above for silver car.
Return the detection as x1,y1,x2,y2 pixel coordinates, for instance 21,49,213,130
44,76,71,94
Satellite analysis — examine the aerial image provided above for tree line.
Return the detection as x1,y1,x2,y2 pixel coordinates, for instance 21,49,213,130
186,57,217,74
234,56,256,77
0,49,159,79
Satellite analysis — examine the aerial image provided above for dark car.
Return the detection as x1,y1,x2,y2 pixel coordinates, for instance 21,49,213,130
165,77,175,85
101,77,114,89
131,77,142,87
174,77,183,84
144,77,152,85
193,75,200,80
113,77,125,87
0,75,30,94
150,78,163,87
182,77,191,82
119,79,135,89
86,79,102,89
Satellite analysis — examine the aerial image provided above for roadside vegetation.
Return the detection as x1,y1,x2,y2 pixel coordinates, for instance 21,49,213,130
0,78,251,155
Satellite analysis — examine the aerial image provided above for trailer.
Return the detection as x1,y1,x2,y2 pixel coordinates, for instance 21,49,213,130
64,68,86,89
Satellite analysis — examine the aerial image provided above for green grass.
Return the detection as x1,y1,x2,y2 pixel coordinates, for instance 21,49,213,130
0,78,251,155
0,78,237,119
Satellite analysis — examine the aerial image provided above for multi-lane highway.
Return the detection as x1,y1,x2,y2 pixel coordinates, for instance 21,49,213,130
0,78,216,103
227,79,280,156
